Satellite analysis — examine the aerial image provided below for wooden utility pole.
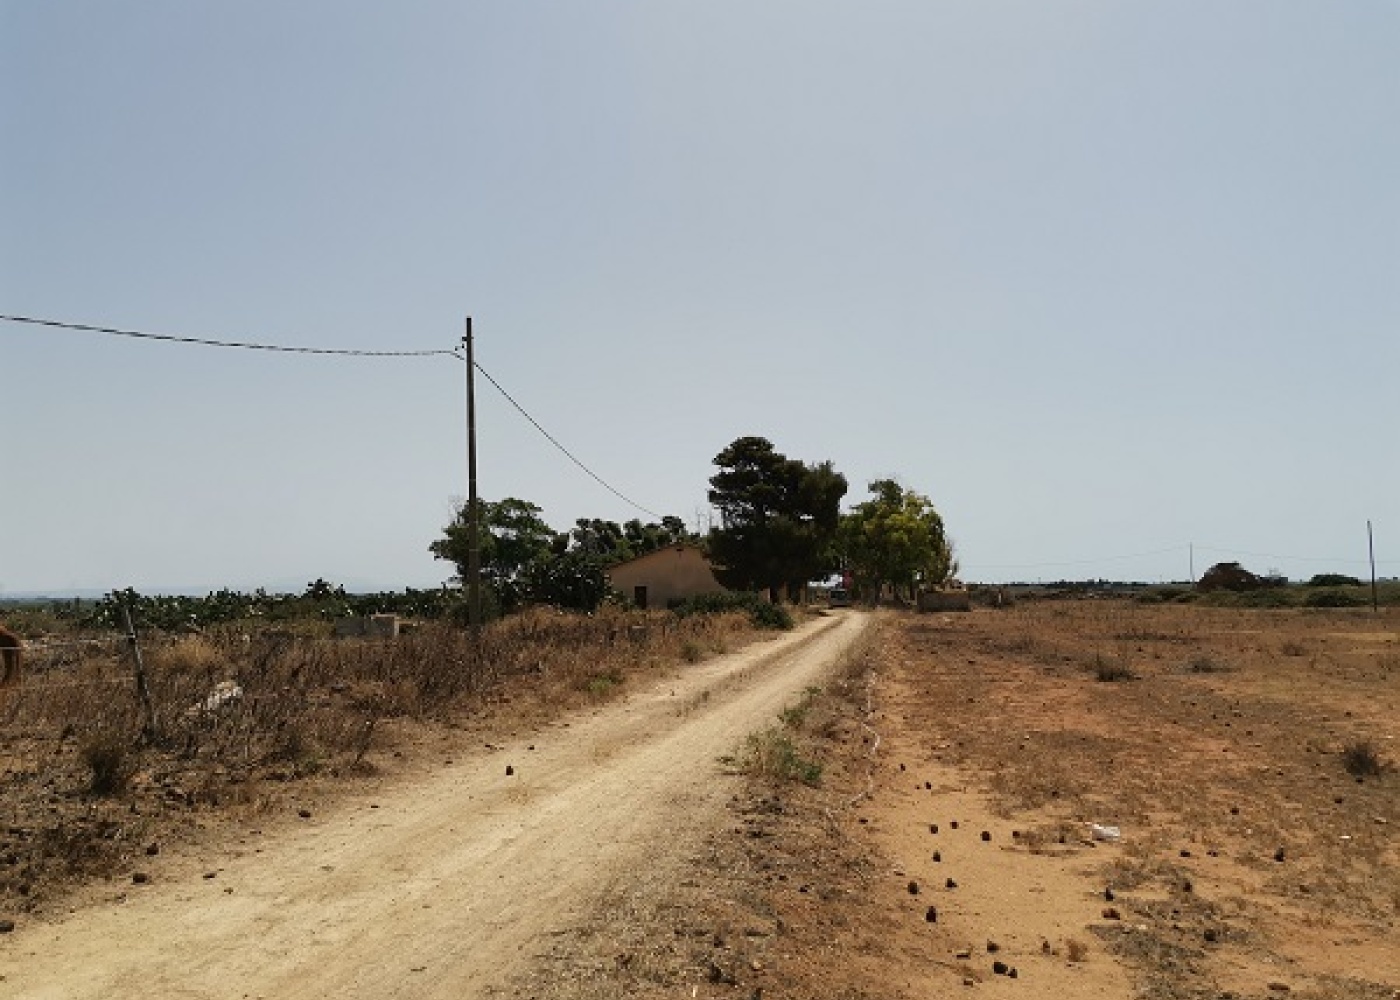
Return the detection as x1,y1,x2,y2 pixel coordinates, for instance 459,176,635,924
465,317,482,633
120,602,157,744
1368,520,1378,613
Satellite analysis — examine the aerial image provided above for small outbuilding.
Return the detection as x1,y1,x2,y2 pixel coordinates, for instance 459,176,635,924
607,544,726,610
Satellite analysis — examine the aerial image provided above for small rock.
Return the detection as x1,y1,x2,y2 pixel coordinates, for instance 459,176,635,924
1180,849,1192,858
1104,887,1115,901
946,878,958,889
505,765,515,776
1102,907,1121,920
0,919,15,933
908,881,920,895
986,940,1000,953
932,851,942,863
951,821,960,830
298,809,312,819
203,871,217,880
1274,848,1286,863
993,960,1009,975
924,906,938,923
145,843,160,856
930,824,939,834
1204,928,1219,943
1266,984,1291,993
1009,967,1018,979
132,872,150,884
980,831,992,842
955,949,972,959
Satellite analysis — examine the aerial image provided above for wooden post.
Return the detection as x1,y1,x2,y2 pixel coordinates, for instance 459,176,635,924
1368,520,1379,613
121,602,157,744
465,317,482,634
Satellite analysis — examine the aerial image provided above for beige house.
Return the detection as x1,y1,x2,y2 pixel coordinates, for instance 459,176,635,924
607,544,726,610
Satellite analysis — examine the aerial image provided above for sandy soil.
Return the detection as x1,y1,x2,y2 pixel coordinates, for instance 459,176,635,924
0,612,868,1000
6,602,1397,1000
497,603,1399,1000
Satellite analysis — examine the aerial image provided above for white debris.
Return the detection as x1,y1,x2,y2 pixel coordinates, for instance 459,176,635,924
191,680,243,716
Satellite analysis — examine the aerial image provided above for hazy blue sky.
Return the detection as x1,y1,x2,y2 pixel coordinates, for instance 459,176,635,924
3,2,1397,594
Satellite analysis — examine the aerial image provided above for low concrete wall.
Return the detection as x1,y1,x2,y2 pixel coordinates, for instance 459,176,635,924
333,614,402,638
917,589,972,612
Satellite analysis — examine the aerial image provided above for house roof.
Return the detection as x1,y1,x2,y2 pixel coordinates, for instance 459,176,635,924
606,543,709,572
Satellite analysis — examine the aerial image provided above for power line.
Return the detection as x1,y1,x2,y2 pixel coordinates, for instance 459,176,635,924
6,310,669,521
1,313,457,358
1194,544,1392,567
464,356,666,521
965,542,1393,575
964,545,1189,571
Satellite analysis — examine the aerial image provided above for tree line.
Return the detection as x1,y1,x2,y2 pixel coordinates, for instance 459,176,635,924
432,434,956,613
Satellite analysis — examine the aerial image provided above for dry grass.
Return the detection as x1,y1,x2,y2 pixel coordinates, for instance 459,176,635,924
885,602,1400,998
0,606,768,914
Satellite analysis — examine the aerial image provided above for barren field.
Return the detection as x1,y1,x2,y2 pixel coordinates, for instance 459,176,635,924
3,601,1398,1000
520,602,1397,1000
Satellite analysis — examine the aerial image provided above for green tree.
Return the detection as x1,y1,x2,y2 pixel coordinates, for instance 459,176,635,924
839,479,956,603
707,436,847,602
523,550,612,611
430,498,557,611
570,516,699,565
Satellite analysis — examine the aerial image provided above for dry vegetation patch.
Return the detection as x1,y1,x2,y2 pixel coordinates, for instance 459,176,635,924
505,603,1398,999
0,607,768,922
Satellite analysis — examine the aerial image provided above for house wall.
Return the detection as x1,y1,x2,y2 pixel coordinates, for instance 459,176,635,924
608,546,726,609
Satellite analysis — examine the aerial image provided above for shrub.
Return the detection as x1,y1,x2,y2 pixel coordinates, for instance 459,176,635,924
674,592,793,630
1196,562,1264,593
1308,573,1363,588
1092,654,1135,682
1342,741,1384,778
583,670,623,697
83,732,135,796
1303,589,1368,609
741,726,822,786
1185,654,1230,674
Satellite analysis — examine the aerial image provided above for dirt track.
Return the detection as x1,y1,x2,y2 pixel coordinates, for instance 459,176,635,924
0,612,867,1000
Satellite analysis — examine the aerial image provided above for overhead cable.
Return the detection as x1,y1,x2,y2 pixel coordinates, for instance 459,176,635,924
1,313,457,357
2,311,668,522
464,355,665,521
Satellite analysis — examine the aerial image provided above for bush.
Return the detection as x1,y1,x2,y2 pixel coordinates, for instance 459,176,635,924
1342,741,1384,778
1092,654,1135,682
1186,654,1231,674
1303,589,1369,609
674,592,793,630
1308,574,1363,588
83,732,135,796
741,726,822,786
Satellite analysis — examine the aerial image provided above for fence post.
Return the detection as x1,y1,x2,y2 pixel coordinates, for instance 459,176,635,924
120,602,157,744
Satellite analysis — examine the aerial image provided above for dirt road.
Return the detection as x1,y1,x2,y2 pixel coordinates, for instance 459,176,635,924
0,612,866,1000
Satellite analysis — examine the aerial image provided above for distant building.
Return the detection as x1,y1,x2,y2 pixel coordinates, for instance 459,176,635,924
607,544,726,610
